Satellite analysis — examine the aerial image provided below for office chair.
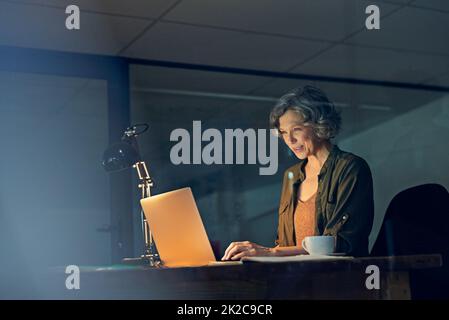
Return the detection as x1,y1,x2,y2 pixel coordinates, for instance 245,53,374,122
371,183,449,299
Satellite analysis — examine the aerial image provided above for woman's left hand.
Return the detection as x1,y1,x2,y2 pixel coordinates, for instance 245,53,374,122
221,241,274,260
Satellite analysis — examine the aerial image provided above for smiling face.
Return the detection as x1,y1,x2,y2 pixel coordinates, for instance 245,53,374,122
278,109,321,160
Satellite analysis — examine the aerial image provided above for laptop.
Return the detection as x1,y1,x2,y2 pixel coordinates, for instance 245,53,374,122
140,187,241,267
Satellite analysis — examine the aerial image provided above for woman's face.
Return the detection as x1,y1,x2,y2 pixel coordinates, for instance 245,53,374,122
278,109,320,160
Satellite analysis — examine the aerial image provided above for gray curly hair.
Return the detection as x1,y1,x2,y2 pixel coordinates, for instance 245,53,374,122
269,85,341,140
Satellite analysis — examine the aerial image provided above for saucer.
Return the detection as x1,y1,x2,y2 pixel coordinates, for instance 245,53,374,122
309,252,346,256
323,252,346,256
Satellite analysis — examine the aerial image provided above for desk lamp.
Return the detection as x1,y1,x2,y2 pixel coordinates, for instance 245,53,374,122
102,123,160,266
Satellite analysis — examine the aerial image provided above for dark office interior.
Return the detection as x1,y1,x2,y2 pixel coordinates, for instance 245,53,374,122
0,0,448,301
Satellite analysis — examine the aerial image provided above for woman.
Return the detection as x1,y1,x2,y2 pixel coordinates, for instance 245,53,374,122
222,85,374,260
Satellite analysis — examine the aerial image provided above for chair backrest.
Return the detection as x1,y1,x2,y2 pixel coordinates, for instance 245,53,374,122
371,183,449,257
371,183,449,299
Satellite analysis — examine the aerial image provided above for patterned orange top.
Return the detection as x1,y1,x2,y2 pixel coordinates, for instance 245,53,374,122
294,192,317,248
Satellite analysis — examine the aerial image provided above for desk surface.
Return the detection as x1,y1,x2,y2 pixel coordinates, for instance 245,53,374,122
48,254,442,299
79,254,442,273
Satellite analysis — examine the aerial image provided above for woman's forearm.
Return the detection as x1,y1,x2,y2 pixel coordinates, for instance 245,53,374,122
270,245,307,256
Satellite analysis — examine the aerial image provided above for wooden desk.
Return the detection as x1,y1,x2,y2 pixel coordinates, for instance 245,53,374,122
48,254,441,300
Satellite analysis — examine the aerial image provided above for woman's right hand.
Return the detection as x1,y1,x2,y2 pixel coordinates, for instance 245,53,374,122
221,241,274,261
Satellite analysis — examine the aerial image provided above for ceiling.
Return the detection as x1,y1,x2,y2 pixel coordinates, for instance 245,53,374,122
0,0,448,88
1,0,447,198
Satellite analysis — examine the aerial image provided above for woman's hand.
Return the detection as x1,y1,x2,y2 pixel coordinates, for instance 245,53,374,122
221,241,274,261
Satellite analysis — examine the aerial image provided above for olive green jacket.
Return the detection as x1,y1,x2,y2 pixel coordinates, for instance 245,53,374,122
275,145,374,257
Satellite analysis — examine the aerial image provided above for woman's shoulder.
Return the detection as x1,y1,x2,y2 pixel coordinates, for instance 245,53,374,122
334,148,372,177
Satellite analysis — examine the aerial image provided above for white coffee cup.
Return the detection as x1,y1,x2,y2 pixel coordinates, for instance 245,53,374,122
301,236,336,255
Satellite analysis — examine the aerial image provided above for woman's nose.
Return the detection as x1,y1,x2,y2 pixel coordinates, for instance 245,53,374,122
288,132,297,144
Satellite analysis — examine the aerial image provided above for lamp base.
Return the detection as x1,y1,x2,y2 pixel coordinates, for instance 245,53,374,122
122,254,161,267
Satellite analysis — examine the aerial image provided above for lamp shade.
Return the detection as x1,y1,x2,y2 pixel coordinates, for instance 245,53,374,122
102,141,140,172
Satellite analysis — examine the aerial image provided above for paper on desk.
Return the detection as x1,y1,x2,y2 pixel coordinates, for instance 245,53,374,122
207,261,243,266
241,254,354,263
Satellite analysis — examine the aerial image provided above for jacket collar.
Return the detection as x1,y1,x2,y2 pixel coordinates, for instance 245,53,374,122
294,144,340,184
